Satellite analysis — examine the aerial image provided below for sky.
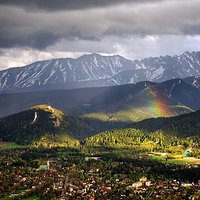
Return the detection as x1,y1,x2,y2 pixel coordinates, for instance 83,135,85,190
0,0,200,70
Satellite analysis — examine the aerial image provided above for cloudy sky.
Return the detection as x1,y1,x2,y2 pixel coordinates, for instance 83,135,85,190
0,0,200,70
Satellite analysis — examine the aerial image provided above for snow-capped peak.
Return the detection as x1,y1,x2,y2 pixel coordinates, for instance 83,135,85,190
0,51,200,93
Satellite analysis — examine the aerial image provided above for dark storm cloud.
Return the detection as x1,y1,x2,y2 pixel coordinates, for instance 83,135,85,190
0,0,199,50
0,5,101,49
0,0,168,11
0,32,59,49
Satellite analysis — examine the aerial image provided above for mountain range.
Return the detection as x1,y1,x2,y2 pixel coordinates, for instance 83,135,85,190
0,51,200,147
0,51,200,93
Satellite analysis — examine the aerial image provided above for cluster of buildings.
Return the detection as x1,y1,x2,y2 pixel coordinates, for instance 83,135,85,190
1,148,200,199
1,159,200,199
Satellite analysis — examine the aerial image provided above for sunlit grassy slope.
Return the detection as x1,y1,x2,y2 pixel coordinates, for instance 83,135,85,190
0,142,25,149
31,104,65,119
81,104,193,123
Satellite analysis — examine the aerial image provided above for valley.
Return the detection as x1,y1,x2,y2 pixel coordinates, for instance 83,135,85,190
1,144,200,199
1,101,200,199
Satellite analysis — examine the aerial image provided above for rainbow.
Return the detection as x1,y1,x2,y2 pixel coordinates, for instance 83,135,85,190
146,86,172,117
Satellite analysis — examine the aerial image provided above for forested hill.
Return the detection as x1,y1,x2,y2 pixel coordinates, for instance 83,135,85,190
130,110,200,137
0,104,128,146
0,104,200,152
0,105,93,146
85,110,200,155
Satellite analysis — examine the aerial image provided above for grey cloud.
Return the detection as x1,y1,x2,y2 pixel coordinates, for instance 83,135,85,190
0,0,200,50
0,0,171,11
182,25,200,35
0,32,59,49
1,34,200,70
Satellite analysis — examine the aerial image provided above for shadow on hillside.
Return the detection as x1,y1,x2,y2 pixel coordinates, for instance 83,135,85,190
81,118,130,138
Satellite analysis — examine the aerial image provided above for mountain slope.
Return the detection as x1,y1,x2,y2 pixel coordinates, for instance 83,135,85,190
0,76,198,118
0,51,200,93
130,110,200,137
0,105,199,151
184,75,200,88
0,105,92,145
85,110,200,153
0,105,127,145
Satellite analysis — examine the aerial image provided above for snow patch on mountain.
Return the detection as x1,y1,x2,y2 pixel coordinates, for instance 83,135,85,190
0,51,200,93
169,84,176,97
148,66,165,81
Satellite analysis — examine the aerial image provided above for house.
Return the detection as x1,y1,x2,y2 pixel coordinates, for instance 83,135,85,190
146,181,151,187
38,165,49,170
38,160,50,170
85,157,101,161
181,183,193,187
140,177,147,183
132,181,143,188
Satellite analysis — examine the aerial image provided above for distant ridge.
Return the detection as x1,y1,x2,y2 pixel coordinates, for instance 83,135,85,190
0,76,199,119
0,51,200,93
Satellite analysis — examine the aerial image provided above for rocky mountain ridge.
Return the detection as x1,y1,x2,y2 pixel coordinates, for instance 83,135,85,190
0,51,200,93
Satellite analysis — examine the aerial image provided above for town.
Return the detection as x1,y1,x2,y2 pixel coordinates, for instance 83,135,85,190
1,147,200,200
